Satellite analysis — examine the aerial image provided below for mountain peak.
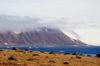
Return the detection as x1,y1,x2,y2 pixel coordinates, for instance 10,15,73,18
0,28,87,46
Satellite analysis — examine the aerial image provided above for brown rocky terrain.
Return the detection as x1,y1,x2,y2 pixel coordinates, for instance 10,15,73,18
0,49,100,66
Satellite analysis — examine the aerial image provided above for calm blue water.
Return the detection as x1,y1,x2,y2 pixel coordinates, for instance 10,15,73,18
0,46,100,56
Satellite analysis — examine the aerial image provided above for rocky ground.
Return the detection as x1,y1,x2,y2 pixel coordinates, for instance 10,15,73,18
0,48,100,66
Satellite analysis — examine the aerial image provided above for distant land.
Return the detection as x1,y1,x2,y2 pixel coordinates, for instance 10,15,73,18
0,27,87,46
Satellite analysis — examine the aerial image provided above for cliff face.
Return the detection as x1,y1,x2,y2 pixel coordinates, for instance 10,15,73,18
0,28,86,46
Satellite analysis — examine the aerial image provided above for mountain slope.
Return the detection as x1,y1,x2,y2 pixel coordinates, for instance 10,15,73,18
0,28,87,46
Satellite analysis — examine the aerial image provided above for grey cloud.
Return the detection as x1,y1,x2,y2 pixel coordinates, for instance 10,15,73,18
0,15,42,31
0,15,99,32
0,15,70,31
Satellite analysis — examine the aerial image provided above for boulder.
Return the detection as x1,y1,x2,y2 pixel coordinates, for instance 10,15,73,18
73,52,79,55
32,54,39,56
49,60,55,63
63,62,69,64
12,48,19,51
49,52,54,54
8,55,17,60
0,49,3,51
96,54,100,57
87,55,92,57
76,56,81,59
64,53,70,55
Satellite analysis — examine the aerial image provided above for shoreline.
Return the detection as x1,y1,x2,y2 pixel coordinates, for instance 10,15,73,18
0,46,100,56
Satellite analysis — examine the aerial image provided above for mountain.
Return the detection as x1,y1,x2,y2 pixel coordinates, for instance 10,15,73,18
0,28,87,46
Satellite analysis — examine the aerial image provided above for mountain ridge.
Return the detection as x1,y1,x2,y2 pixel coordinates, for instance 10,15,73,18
0,28,87,46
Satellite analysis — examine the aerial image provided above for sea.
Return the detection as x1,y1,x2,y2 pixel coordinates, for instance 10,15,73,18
0,46,100,56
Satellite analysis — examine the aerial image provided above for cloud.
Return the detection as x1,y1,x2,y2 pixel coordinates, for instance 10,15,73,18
0,14,99,32
0,15,69,31
0,15,41,31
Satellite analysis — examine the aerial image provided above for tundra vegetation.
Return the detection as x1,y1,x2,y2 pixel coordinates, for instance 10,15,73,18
0,48,100,66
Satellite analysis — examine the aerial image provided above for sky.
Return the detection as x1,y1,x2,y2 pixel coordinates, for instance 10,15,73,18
0,0,100,45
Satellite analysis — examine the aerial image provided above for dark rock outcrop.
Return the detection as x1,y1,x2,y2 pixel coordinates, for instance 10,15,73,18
12,48,19,51
8,55,17,60
96,54,100,57
63,62,69,64
73,52,79,55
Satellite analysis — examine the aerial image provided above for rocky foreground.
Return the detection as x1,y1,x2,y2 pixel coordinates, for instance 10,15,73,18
0,48,100,66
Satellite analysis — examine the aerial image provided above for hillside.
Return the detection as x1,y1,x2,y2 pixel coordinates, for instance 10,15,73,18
0,28,86,46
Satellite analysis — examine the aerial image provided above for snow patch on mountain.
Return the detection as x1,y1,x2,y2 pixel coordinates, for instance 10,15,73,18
62,30,78,40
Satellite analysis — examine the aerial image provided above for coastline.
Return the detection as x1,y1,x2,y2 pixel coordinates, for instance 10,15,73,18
0,46,100,56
